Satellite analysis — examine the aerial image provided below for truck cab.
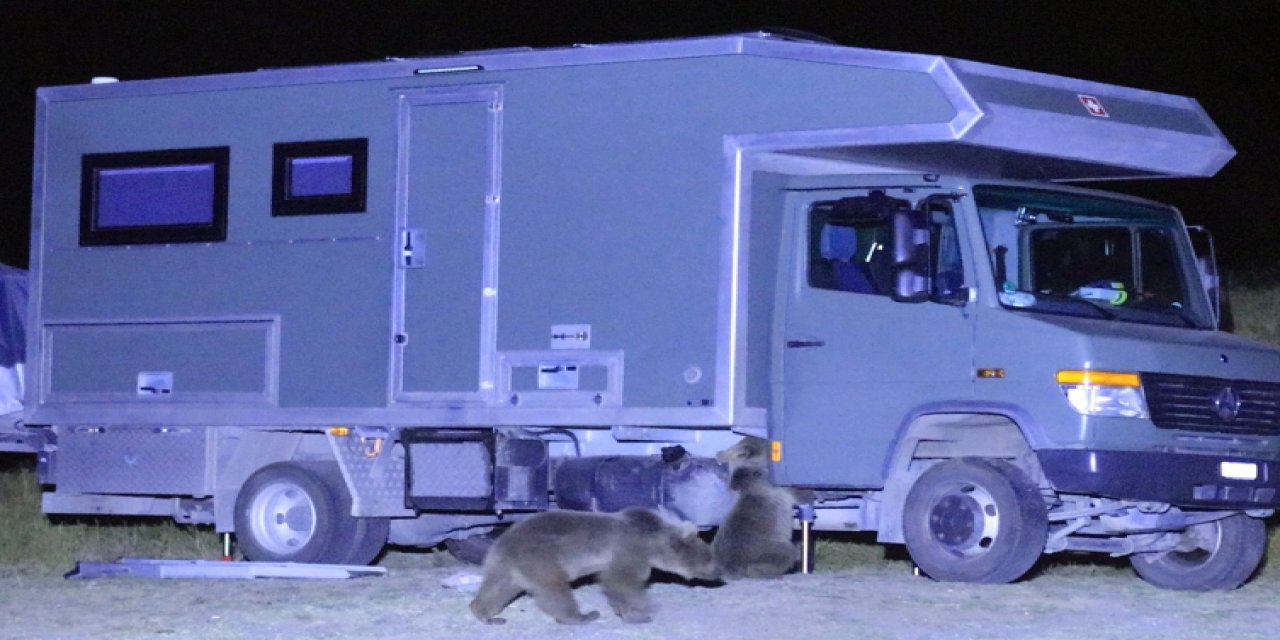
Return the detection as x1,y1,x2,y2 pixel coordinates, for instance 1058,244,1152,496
770,174,1278,589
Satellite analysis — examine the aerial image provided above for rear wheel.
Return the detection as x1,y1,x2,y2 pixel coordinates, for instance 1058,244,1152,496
235,462,344,563
1130,513,1265,591
903,458,1048,584
342,517,390,566
312,466,387,566
234,462,385,564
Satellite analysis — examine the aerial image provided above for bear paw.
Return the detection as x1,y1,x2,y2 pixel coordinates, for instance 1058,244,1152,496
556,610,601,625
616,608,654,624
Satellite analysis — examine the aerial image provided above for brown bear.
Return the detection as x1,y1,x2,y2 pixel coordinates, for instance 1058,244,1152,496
715,435,770,473
469,506,720,625
711,465,802,579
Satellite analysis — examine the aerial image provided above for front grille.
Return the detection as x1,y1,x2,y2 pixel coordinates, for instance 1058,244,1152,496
1143,372,1280,435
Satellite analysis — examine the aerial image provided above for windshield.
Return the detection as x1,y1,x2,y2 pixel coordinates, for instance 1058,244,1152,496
975,185,1212,329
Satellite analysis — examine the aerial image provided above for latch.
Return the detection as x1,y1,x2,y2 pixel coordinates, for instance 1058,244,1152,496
400,228,425,268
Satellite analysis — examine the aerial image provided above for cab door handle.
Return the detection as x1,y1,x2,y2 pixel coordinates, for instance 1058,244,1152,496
786,339,826,349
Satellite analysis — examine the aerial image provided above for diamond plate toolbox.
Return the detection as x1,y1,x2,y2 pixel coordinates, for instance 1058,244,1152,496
56,426,209,495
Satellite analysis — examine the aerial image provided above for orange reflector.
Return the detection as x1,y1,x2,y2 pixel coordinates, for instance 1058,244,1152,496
770,440,782,462
1055,370,1141,387
977,368,1006,379
328,426,351,437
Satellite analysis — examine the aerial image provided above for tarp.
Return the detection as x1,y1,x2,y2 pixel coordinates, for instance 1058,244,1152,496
0,263,27,415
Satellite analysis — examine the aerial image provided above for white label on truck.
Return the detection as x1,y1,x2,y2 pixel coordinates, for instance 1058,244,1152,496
1220,461,1258,481
550,324,591,350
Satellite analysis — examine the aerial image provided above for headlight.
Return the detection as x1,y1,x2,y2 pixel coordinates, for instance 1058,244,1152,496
1056,370,1148,419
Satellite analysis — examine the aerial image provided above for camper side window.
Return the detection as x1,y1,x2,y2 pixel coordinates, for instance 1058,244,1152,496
272,138,368,216
80,147,229,246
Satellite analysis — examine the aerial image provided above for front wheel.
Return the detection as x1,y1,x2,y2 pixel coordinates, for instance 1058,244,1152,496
1130,513,1266,591
902,458,1048,584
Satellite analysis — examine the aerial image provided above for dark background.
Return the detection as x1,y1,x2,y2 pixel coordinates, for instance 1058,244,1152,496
1,1,1276,271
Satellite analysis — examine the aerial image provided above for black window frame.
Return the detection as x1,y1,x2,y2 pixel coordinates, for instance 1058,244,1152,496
80,146,230,247
271,138,368,216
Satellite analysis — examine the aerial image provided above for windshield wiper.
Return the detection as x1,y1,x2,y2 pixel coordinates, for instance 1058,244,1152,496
1125,301,1200,328
1003,291,1116,320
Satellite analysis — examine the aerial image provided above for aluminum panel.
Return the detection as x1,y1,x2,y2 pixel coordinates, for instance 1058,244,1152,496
56,425,208,495
41,318,278,406
327,430,413,518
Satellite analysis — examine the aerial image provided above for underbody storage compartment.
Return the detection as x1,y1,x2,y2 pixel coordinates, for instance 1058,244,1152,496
403,429,549,511
56,425,208,495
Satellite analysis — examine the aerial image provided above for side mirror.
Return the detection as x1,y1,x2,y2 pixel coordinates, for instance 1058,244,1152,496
891,207,930,303
1187,225,1231,331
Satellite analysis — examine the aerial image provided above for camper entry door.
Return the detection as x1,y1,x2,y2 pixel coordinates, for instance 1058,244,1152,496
391,86,503,406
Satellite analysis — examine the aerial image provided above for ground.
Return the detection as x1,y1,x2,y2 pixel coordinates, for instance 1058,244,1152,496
1,552,1276,639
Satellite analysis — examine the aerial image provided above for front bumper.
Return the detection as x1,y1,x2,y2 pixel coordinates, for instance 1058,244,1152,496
1038,449,1280,509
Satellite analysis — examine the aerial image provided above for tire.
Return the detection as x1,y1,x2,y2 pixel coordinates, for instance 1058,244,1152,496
342,517,390,566
311,466,388,566
234,462,359,564
1130,513,1266,591
902,457,1048,584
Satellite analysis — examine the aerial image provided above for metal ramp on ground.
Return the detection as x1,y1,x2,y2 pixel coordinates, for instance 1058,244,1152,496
65,558,387,580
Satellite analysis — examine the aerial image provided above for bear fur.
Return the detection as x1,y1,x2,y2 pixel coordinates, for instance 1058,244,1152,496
711,465,802,579
469,507,720,625
715,435,770,473
711,436,815,580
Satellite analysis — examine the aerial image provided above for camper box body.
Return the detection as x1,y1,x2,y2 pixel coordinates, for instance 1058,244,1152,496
20,34,1280,585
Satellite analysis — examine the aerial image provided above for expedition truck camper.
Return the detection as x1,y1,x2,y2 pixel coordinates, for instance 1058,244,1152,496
5,32,1277,590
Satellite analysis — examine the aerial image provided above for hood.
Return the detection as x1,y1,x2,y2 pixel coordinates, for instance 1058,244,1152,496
1024,313,1280,383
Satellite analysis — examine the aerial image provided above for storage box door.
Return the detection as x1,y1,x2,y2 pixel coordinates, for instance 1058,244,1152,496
392,87,502,403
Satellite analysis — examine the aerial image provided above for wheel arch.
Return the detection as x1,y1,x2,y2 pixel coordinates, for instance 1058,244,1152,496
875,405,1045,544
212,429,338,532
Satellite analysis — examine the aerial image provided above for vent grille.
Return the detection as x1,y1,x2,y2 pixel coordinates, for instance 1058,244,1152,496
1143,372,1280,435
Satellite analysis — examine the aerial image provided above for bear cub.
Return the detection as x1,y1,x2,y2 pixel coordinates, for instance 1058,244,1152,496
712,436,811,580
715,434,771,474
469,507,720,625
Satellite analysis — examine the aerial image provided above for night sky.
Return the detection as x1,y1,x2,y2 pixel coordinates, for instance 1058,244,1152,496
1,1,1277,271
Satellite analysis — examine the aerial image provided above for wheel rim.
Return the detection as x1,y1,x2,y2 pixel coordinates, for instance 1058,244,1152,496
1164,521,1223,567
927,482,1000,558
247,481,318,556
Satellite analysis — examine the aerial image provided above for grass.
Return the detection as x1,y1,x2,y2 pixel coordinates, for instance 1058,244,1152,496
1228,273,1280,346
812,531,908,573
0,455,219,576
3,277,1280,579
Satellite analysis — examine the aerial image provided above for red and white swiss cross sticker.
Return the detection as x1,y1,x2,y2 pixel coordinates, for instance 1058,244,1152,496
1078,94,1109,118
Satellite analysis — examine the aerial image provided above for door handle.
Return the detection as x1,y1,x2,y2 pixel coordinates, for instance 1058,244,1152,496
400,228,425,268
786,339,826,349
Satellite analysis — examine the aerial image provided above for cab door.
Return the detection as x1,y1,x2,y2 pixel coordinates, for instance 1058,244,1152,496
774,188,975,487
